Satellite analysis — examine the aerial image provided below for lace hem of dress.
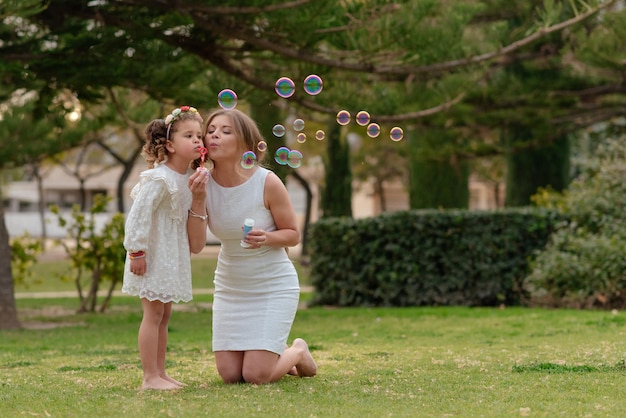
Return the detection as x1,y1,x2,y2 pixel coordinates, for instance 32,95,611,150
123,288,192,304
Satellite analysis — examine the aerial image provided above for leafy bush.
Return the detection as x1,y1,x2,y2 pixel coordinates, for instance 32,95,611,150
309,208,561,307
50,195,126,313
10,233,43,287
526,137,626,308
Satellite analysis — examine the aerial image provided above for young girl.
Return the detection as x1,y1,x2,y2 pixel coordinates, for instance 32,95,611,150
122,106,206,390
187,108,317,384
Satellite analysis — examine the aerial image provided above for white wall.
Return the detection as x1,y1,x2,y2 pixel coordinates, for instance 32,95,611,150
5,212,220,244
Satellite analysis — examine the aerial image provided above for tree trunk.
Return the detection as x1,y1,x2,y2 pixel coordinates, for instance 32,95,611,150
116,148,142,213
504,127,570,206
375,178,387,213
100,274,120,313
34,164,48,242
0,196,21,329
289,170,313,257
409,128,469,209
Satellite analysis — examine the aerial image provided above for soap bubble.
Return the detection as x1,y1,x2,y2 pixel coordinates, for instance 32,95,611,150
272,124,286,138
257,141,267,152
366,123,380,138
287,150,303,168
293,118,305,131
315,130,325,141
275,77,295,98
303,74,323,95
296,133,307,143
274,146,290,165
240,151,257,169
217,89,237,109
355,111,370,126
336,110,350,126
390,127,404,141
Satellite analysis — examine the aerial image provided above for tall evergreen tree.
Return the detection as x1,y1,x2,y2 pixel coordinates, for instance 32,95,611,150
409,128,470,209
504,126,570,207
321,122,352,218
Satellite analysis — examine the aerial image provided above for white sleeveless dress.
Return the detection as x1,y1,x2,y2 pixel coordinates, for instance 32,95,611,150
206,167,300,355
122,164,193,303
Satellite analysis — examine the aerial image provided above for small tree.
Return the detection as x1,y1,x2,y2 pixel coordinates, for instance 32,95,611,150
51,195,125,313
10,233,43,288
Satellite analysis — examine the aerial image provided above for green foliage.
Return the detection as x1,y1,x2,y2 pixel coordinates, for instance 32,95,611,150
309,208,561,307
0,0,47,18
526,136,626,308
50,195,126,313
9,233,43,288
0,97,116,172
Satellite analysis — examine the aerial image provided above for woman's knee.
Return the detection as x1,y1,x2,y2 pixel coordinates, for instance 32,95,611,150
216,363,244,384
219,370,244,384
242,366,272,385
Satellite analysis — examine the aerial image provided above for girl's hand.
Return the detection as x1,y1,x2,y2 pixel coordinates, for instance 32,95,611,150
130,257,147,276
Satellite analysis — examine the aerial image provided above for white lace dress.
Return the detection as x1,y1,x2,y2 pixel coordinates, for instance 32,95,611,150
122,164,193,303
206,167,300,355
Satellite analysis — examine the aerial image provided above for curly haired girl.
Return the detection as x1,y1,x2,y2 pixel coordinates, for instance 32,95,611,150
122,106,206,390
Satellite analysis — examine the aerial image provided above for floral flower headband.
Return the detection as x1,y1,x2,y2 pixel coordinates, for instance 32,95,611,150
165,106,199,139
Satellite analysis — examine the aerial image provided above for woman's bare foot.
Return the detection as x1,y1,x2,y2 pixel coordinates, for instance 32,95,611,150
141,377,181,391
293,338,317,377
285,344,299,376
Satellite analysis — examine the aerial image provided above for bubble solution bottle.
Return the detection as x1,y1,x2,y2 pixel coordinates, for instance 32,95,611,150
240,218,254,248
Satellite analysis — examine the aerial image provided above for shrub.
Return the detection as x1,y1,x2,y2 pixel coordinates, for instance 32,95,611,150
526,137,626,308
10,233,43,288
309,208,560,307
50,195,125,313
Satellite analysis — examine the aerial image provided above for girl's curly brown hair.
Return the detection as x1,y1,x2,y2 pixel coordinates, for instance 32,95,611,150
142,112,204,169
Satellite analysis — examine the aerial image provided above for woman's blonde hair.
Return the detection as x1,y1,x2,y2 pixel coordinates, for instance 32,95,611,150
203,108,267,166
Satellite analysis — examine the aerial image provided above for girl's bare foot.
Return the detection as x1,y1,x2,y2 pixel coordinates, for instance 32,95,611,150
293,338,317,377
141,377,181,391
163,375,187,387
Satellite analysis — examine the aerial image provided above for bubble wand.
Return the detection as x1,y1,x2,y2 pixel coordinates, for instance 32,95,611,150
198,147,208,171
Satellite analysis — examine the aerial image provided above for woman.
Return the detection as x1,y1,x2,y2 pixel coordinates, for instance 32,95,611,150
188,108,317,384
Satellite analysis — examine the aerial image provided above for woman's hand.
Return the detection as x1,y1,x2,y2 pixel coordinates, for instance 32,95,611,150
188,169,209,254
242,227,267,249
189,168,209,199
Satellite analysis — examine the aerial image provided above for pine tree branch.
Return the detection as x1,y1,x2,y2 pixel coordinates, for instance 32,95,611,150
203,0,615,76
115,0,314,14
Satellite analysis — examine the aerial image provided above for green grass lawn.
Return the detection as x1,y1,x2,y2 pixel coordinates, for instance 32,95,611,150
3,302,626,417
5,253,626,417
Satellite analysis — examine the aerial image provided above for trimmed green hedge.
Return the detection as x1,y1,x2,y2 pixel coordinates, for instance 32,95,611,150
308,208,563,307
